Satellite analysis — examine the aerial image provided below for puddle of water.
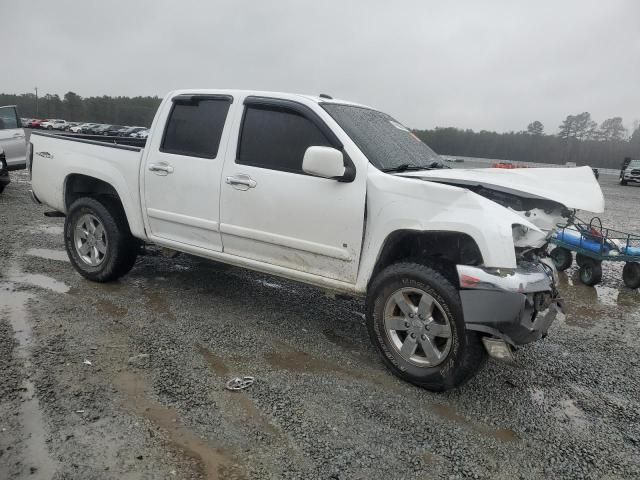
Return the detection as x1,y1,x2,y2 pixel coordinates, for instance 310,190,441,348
95,299,128,319
228,393,279,436
144,291,176,321
116,372,243,479
0,284,58,478
265,344,405,391
5,264,69,294
322,328,360,351
26,224,64,236
26,248,69,262
198,345,230,377
432,403,518,442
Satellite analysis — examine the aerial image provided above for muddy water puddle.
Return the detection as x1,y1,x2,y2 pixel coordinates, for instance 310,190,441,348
25,248,69,262
5,264,69,294
198,345,230,377
431,403,518,442
25,224,64,236
116,371,244,479
0,284,58,478
95,299,128,318
558,272,640,329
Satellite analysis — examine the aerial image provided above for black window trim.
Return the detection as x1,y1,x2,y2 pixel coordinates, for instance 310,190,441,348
159,94,234,159
235,96,357,181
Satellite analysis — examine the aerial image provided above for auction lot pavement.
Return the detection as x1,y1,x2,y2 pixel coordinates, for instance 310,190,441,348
1,169,639,479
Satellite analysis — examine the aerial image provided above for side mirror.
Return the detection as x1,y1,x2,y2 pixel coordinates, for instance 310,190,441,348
302,146,346,179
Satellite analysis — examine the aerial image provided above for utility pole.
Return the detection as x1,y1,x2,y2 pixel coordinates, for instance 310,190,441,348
35,87,38,116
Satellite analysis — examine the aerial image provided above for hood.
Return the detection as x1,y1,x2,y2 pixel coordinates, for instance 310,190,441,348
400,166,604,213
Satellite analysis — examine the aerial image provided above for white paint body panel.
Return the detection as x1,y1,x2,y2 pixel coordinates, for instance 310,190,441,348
29,89,606,295
140,94,236,251
218,92,367,283
406,166,604,213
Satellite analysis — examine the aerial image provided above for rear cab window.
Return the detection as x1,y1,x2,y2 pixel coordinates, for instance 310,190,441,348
161,96,232,159
237,102,332,174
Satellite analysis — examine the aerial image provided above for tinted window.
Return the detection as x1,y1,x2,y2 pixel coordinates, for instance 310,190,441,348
237,106,331,173
162,99,231,158
0,107,19,130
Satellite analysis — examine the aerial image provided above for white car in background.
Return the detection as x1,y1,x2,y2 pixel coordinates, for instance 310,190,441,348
0,105,27,170
70,123,95,133
130,128,149,138
40,119,68,130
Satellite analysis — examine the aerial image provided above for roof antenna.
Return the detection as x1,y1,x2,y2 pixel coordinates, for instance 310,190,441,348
319,93,333,99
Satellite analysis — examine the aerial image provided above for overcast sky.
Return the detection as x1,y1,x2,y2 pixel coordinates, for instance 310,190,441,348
2,0,639,132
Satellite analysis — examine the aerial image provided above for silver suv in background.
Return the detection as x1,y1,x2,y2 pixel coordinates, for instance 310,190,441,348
0,105,27,170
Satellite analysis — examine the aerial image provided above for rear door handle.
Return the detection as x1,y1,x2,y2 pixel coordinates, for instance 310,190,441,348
226,174,257,190
149,163,174,175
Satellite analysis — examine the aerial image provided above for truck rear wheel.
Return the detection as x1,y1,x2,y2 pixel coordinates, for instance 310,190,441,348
64,196,138,282
366,263,486,391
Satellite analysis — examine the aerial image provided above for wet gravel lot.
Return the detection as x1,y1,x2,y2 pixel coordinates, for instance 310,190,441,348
1,168,640,479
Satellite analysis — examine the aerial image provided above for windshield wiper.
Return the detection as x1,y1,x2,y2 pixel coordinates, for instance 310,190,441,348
381,162,448,173
381,164,429,173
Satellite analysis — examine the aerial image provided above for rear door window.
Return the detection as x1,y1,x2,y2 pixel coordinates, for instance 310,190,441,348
161,98,231,159
237,106,331,173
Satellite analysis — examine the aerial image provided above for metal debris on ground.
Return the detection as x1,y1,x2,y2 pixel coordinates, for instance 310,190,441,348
83,359,92,366
225,376,255,391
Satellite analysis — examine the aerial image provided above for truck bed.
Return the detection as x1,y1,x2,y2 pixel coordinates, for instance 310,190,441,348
29,131,148,238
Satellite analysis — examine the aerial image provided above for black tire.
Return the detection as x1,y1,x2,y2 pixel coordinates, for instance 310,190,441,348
621,179,628,186
578,260,602,286
366,263,487,392
622,262,640,289
47,125,53,130
64,196,138,282
0,185,5,194
575,253,591,268
550,247,573,271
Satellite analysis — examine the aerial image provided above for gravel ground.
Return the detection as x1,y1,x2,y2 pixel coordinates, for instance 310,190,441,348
1,168,640,479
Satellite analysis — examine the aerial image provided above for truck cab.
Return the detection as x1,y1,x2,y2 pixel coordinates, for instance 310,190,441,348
28,89,605,391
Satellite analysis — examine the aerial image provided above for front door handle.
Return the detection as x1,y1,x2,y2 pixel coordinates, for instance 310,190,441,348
149,163,174,175
226,174,257,190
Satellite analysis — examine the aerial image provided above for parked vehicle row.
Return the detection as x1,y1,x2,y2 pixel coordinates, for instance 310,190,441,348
21,117,150,138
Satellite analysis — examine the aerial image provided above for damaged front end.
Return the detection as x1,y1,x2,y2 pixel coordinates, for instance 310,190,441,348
457,187,566,355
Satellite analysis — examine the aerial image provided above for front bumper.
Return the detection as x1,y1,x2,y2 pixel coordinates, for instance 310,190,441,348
456,262,561,346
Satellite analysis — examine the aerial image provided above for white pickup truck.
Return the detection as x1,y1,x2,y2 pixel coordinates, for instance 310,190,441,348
28,89,604,391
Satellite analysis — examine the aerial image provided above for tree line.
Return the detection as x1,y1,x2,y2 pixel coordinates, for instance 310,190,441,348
2,90,638,168
0,91,161,127
414,112,640,170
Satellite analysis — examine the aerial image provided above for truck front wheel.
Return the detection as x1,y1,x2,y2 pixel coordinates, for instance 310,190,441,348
366,263,486,391
64,196,138,282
